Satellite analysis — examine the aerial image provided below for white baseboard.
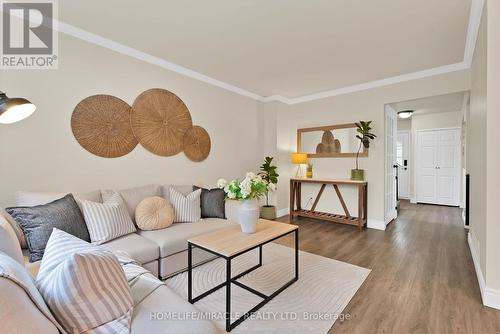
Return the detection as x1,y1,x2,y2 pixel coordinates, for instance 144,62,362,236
468,232,500,310
277,207,290,218
410,197,417,204
367,219,386,231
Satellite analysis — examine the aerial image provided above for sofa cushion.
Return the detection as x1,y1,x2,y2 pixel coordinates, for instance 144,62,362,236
15,190,102,207
0,252,64,334
138,219,238,257
193,186,226,219
102,184,161,221
1,209,27,248
131,284,217,334
36,229,133,334
0,214,24,264
170,188,201,223
80,191,136,244
6,194,91,262
135,196,174,231
102,233,160,265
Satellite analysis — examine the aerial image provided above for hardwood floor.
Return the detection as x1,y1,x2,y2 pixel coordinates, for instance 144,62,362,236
275,200,500,333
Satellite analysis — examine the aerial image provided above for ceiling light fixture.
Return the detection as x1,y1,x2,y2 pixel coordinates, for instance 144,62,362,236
397,110,414,119
0,91,36,124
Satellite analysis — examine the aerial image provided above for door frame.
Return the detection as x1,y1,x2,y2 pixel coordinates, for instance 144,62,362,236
384,105,398,225
397,129,411,199
414,127,461,206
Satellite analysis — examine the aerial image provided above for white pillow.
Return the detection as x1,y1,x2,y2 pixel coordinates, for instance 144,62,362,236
80,192,136,244
170,188,201,223
36,229,133,334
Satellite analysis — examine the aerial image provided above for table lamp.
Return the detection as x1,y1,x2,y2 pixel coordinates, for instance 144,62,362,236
291,153,307,177
0,91,36,124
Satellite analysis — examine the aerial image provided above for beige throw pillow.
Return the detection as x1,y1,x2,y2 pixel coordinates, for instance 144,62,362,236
135,196,174,230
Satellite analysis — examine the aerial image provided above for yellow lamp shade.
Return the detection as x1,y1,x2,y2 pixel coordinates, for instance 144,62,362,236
291,153,308,164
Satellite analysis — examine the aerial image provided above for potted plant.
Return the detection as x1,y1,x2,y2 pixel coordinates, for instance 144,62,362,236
351,121,376,181
258,156,279,220
217,172,267,233
306,163,313,178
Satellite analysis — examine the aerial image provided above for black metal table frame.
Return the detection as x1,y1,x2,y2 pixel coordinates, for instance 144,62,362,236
188,228,299,332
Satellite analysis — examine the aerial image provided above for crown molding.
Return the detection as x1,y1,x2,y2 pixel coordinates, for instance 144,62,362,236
34,0,485,105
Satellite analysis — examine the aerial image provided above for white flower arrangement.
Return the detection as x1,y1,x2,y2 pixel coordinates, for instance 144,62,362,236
217,172,270,201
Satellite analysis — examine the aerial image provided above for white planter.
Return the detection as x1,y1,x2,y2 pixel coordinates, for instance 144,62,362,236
238,199,259,233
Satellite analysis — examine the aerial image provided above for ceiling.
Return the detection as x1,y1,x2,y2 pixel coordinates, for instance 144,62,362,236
391,91,467,115
59,0,472,99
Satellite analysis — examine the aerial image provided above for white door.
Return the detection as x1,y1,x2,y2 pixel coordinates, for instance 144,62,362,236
416,128,461,206
385,105,398,223
396,131,410,199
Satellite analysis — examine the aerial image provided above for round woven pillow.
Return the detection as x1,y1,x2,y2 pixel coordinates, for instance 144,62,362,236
135,196,174,231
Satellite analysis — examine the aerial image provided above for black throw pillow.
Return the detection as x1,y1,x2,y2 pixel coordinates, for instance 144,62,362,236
193,186,226,219
6,194,90,262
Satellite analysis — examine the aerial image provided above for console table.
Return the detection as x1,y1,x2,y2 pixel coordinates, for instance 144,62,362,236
289,177,367,230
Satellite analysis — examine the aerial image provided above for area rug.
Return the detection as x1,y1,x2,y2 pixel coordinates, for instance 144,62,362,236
166,243,370,334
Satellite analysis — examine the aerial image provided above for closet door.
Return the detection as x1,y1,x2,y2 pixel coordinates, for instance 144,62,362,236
417,128,461,206
417,131,439,204
436,129,461,205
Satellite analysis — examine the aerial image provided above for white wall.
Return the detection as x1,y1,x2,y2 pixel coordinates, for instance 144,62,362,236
264,70,470,229
0,34,263,206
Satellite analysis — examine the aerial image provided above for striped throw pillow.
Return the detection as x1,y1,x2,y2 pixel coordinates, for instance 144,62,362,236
80,192,136,244
36,228,133,334
170,188,201,223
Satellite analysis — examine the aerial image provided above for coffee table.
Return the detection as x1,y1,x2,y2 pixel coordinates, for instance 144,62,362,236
188,219,299,332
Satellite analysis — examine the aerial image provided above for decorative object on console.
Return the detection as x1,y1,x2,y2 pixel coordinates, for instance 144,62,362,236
71,95,138,158
183,126,211,162
170,188,202,223
316,130,341,153
218,173,267,233
0,91,36,124
258,156,279,220
79,192,136,245
131,88,193,157
306,163,314,178
135,196,174,231
291,153,307,177
36,229,133,334
6,194,91,262
193,186,225,219
351,121,376,181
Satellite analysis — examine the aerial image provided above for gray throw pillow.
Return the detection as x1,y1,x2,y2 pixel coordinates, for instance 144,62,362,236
6,194,90,262
193,186,226,219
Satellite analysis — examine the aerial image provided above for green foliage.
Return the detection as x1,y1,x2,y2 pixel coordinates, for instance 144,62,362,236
259,156,279,184
258,156,279,206
354,121,377,170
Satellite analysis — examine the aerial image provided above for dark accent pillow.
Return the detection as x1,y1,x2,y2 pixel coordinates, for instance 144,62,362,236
6,194,90,262
193,186,226,219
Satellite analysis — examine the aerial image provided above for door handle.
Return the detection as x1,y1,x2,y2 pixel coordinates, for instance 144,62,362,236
435,166,441,169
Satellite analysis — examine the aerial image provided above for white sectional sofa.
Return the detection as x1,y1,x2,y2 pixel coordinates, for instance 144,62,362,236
10,184,240,279
0,184,242,334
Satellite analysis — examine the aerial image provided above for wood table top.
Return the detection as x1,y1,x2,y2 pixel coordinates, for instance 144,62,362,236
188,219,298,257
290,177,367,185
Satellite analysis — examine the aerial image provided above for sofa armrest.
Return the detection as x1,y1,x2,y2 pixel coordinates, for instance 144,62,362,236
225,200,240,223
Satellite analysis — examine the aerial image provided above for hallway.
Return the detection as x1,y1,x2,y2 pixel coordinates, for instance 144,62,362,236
277,201,500,333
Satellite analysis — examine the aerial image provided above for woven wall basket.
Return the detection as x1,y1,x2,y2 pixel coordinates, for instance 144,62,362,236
71,95,138,158
131,88,193,157
183,125,211,162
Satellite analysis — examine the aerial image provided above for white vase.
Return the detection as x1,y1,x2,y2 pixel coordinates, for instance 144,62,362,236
238,199,259,233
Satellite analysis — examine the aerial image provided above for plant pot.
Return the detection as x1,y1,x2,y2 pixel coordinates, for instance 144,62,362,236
351,169,365,181
306,170,313,178
238,199,259,233
260,205,277,220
